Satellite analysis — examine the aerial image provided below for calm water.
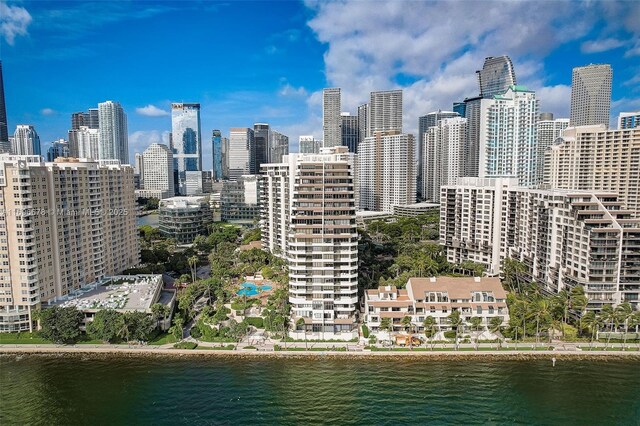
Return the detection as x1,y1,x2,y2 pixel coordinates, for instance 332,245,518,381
137,213,159,227
1,356,639,425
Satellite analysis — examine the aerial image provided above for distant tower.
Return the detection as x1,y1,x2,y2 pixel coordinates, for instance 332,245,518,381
323,88,342,148
0,61,9,148
477,56,517,98
570,64,612,127
228,127,255,180
12,125,41,156
299,136,320,154
212,129,223,181
417,110,459,199
98,101,128,163
369,90,403,136
253,123,270,171
171,103,202,194
341,113,359,153
142,143,175,199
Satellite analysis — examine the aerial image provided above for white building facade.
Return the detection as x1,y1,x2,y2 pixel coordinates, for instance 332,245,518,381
142,143,174,199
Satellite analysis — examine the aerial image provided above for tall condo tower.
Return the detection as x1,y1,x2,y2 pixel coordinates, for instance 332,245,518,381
477,56,517,98
0,61,8,150
253,123,270,171
12,125,41,156
570,64,612,127
142,143,175,200
323,88,342,147
417,110,459,199
369,90,403,136
212,129,223,180
341,113,359,153
98,101,128,163
171,103,202,194
228,127,255,180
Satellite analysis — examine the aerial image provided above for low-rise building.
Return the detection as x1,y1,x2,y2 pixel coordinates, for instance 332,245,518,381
365,276,509,335
220,175,261,223
392,202,439,218
158,196,212,244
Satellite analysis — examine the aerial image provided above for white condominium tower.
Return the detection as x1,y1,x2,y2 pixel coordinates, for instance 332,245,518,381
171,103,202,194
70,126,99,159
299,135,320,154
98,101,128,163
228,127,255,181
618,112,639,129
545,125,640,213
11,125,41,156
322,88,342,148
0,155,139,332
476,55,517,98
261,146,358,340
535,113,569,184
422,117,467,202
369,90,403,136
440,177,640,311
142,143,175,199
570,64,612,127
479,85,539,186
358,131,416,212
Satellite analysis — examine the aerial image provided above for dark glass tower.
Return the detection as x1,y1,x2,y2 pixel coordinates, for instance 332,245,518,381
0,61,9,145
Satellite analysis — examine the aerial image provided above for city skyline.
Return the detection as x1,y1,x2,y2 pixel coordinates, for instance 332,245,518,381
2,1,638,164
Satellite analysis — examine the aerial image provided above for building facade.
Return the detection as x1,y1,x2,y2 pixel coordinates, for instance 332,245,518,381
142,143,174,199
0,155,139,332
70,126,100,160
0,61,8,148
323,88,342,148
269,130,289,164
440,177,640,310
341,113,359,153
570,64,612,127
220,175,261,222
212,130,223,181
261,146,358,339
476,55,517,98
228,127,255,180
158,196,212,244
299,136,320,154
12,125,41,156
418,111,460,199
171,103,202,195
98,101,128,163
46,139,70,162
369,90,403,136
535,114,569,184
544,125,640,213
618,112,639,129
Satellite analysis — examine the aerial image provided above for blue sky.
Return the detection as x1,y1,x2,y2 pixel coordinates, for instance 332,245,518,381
1,0,639,165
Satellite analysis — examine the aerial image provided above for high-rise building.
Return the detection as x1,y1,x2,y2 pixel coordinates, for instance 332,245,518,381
261,146,358,339
323,88,341,147
212,130,223,181
618,111,639,129
417,110,460,198
0,155,139,332
269,130,289,164
159,196,211,244
46,139,70,162
477,55,517,98
71,112,90,130
0,61,8,148
299,135,320,154
570,64,612,127
358,131,416,212
253,123,270,171
221,136,229,179
88,108,99,129
134,152,144,176
228,127,255,180
70,126,99,159
462,96,482,177
535,113,569,184
452,102,466,117
11,125,41,156
545,125,640,213
220,175,261,222
140,143,174,200
422,117,467,202
441,177,640,311
170,103,202,194
369,90,403,136
98,101,128,163
341,113,359,153
478,85,539,186
357,103,369,142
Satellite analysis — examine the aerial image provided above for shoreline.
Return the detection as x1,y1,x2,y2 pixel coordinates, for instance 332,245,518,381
1,346,639,361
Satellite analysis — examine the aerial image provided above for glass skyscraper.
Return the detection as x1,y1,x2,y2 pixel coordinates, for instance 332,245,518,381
212,129,223,181
171,103,202,194
476,56,517,98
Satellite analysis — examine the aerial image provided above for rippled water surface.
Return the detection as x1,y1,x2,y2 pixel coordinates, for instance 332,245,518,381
1,355,639,425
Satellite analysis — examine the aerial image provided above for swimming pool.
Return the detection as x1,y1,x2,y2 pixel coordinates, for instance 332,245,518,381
236,282,273,297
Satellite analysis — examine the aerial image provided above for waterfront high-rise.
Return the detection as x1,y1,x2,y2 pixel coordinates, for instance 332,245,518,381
0,155,139,332
212,130,223,181
369,90,403,136
261,146,359,340
170,103,202,194
141,143,174,199
341,113,359,153
98,101,128,163
417,110,460,198
570,64,612,127
535,113,569,184
11,125,41,156
441,177,640,311
299,135,320,154
323,88,342,147
422,117,467,202
46,139,70,162
478,85,539,186
545,125,640,213
618,112,639,129
477,56,517,98
358,131,416,212
228,127,255,180
0,61,8,150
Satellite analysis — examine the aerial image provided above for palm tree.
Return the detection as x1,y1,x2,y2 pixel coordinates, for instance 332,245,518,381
296,318,308,351
448,310,463,351
580,311,599,349
188,256,198,283
502,258,526,293
423,316,437,350
615,302,633,350
379,317,393,350
531,298,552,348
598,305,616,349
570,286,588,335
489,316,503,348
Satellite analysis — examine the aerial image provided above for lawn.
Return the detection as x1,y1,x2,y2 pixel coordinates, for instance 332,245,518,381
148,332,178,345
196,345,236,350
0,332,50,344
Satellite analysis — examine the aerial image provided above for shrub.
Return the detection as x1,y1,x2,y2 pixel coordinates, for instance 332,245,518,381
444,331,457,339
174,342,198,349
361,324,370,338
243,345,257,350
245,317,264,328
274,344,282,351
190,325,202,339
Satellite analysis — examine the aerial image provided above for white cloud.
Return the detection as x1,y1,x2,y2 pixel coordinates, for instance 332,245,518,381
535,85,571,118
0,2,32,45
40,108,55,116
279,83,308,97
581,38,626,53
136,104,170,117
128,130,170,158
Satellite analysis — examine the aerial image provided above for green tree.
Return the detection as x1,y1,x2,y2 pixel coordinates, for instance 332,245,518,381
86,309,124,343
228,319,247,349
489,316,504,348
531,298,552,346
170,316,185,340
188,256,199,283
150,303,170,329
121,311,156,342
296,318,308,350
448,310,463,350
598,305,616,348
379,317,393,349
615,302,633,349
423,316,437,350
36,306,84,344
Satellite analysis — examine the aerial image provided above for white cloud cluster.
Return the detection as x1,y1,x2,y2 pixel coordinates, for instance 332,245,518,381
279,83,308,97
581,38,626,54
40,108,55,116
136,104,169,117
1,2,32,45
128,130,170,158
